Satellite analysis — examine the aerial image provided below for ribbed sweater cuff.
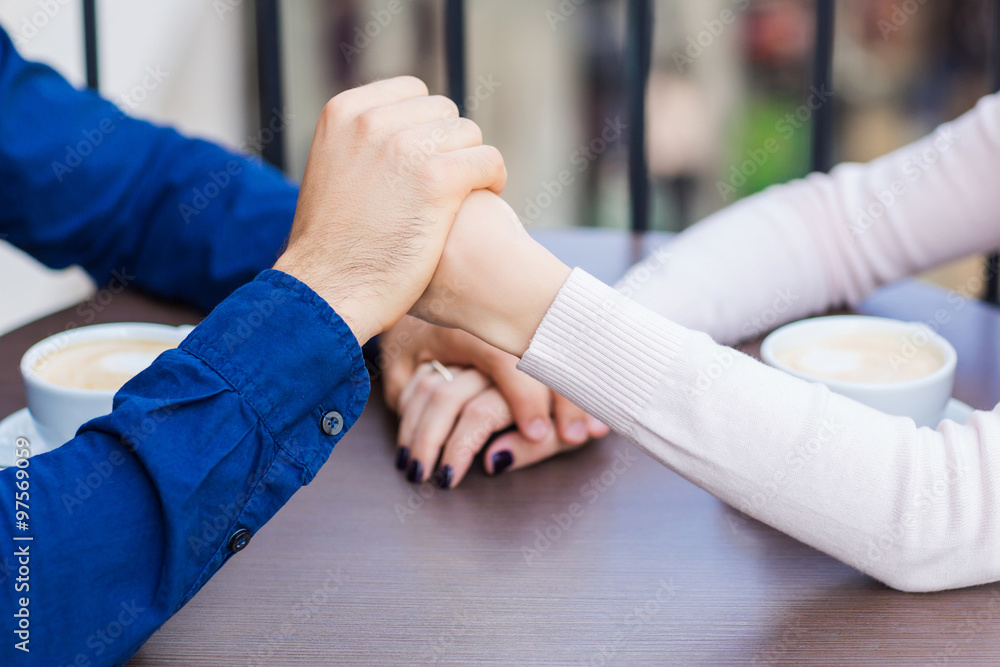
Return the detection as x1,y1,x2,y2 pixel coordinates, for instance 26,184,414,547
517,268,688,435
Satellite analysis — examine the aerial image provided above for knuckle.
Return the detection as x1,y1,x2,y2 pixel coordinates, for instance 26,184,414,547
416,375,439,395
321,95,350,124
463,400,492,422
389,127,417,152
422,155,451,189
483,145,505,171
355,108,383,135
398,75,429,97
432,95,460,118
427,385,455,408
453,117,482,143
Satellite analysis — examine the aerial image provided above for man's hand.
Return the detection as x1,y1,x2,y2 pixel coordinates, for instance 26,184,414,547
273,76,506,344
379,318,609,485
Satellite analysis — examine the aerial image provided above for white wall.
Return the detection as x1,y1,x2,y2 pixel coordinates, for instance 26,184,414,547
0,0,251,335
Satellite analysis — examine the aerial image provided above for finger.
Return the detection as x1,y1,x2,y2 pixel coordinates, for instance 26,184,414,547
441,388,515,486
587,415,611,439
396,365,444,454
396,362,436,416
382,343,424,413
441,144,507,195
361,96,460,136
411,117,483,153
408,369,492,488
552,392,591,446
332,75,429,118
391,362,436,473
485,357,553,442
383,357,414,413
484,427,587,476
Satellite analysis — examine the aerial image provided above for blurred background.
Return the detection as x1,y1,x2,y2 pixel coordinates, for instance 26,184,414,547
1,0,994,334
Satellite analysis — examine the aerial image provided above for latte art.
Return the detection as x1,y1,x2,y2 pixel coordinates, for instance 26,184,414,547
774,332,944,384
33,339,177,391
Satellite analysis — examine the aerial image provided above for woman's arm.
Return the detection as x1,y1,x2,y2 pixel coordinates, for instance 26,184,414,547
520,270,999,592
619,92,1000,344
376,91,1000,476
418,191,1000,592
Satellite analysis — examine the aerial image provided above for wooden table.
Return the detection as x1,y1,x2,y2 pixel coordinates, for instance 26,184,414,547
4,230,1000,666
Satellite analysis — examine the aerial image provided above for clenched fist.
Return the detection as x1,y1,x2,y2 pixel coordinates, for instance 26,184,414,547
274,76,507,344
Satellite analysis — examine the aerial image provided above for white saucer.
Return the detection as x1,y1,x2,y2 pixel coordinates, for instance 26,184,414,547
0,408,59,468
942,397,974,425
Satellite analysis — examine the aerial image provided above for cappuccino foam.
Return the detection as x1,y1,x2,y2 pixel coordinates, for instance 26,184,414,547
774,332,944,384
33,339,176,391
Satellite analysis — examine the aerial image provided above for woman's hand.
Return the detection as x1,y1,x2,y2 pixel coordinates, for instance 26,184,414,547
393,363,609,487
380,316,607,452
410,190,571,356
396,190,608,486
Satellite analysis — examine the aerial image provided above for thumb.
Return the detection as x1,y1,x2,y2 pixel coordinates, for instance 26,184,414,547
486,356,553,442
448,144,507,195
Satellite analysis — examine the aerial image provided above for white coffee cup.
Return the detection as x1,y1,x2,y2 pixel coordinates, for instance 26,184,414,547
20,322,193,448
760,315,957,427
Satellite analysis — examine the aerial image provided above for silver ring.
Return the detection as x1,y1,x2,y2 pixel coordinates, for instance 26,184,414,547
430,360,454,383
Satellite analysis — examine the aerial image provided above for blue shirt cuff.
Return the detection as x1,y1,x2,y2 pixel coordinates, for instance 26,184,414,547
179,269,370,480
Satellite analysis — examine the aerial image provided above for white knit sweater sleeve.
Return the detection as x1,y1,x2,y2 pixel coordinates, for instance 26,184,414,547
616,93,1000,344
517,94,1000,592
518,270,1000,592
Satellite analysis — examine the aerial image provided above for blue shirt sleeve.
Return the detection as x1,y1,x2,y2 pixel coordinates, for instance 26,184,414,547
0,270,370,666
0,26,298,312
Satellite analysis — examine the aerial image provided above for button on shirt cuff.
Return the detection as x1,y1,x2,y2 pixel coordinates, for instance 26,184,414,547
180,269,370,481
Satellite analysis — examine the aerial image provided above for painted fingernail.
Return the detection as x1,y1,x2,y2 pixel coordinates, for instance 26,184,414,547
433,465,453,490
527,419,549,441
395,447,410,471
566,420,588,443
406,459,423,483
491,450,513,474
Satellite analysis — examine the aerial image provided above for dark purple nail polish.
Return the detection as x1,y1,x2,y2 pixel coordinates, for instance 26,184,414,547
433,465,453,490
406,459,423,483
395,447,410,471
491,450,513,474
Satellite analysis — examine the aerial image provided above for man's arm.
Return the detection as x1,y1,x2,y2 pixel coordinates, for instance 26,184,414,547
0,75,506,665
0,271,369,665
0,26,297,312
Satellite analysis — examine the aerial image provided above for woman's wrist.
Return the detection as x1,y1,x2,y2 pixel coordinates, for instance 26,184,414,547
462,246,571,357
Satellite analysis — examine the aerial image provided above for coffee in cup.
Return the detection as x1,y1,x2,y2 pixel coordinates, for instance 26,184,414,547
20,323,193,448
760,315,956,427
772,331,945,384
33,339,177,391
